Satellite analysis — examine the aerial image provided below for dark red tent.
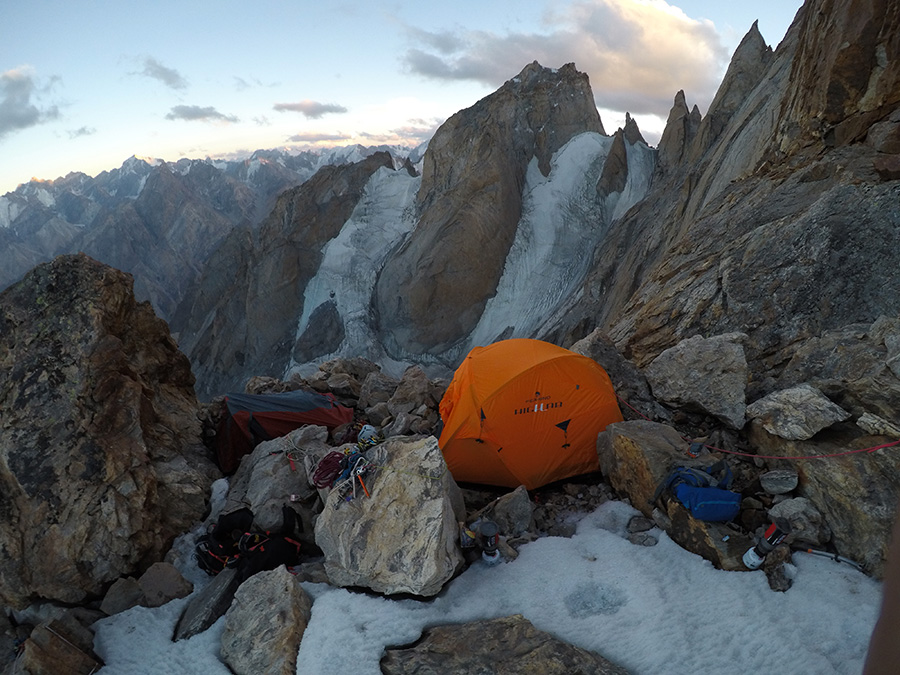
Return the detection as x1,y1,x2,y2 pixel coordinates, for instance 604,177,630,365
215,390,353,473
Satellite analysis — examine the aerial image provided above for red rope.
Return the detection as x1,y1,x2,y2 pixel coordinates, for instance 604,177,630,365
614,394,900,461
313,451,346,488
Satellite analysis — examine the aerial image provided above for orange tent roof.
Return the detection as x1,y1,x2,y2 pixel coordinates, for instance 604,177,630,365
438,339,623,490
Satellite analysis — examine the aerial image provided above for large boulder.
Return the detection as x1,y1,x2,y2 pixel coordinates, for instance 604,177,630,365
747,421,900,577
12,615,103,675
746,383,851,440
774,317,900,426
644,333,749,429
314,435,465,596
596,421,689,518
225,425,332,535
0,254,219,609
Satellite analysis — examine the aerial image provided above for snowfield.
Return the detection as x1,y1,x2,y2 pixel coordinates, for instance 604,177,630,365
91,499,881,675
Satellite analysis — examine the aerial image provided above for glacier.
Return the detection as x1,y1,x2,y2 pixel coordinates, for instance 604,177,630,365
285,132,656,377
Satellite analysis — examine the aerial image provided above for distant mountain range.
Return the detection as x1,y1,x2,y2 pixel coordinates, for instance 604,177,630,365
0,144,424,317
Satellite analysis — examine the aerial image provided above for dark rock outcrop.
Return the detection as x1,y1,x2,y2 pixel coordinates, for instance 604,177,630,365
0,254,219,608
554,1,900,385
655,90,701,174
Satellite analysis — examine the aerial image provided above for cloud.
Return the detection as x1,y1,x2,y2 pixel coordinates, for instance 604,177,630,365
67,126,96,139
0,67,60,140
404,26,466,55
286,131,352,143
273,100,348,119
139,57,188,90
389,117,443,143
165,105,239,123
400,0,729,116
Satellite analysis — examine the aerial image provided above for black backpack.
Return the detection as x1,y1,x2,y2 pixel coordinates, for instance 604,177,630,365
194,507,255,576
194,506,303,579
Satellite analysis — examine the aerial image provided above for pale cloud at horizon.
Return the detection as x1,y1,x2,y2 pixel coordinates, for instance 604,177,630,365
401,0,728,117
286,131,352,143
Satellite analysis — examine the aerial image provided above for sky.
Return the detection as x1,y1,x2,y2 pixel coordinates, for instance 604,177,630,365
1,0,804,196
80,494,881,674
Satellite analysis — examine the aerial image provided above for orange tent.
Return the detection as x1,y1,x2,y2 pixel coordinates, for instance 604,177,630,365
438,339,623,490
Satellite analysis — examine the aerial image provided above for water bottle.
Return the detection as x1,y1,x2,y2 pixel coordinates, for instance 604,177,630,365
743,523,787,570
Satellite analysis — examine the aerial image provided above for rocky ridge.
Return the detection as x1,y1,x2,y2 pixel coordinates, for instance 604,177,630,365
174,60,656,396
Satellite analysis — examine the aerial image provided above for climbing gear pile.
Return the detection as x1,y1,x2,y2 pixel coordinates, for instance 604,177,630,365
312,425,384,508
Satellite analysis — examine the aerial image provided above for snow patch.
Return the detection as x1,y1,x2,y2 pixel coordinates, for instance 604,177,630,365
33,187,55,208
0,196,21,228
246,158,263,180
134,174,149,198
466,132,613,347
463,131,655,350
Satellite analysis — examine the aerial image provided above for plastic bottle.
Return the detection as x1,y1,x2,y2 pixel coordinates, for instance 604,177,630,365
743,523,787,570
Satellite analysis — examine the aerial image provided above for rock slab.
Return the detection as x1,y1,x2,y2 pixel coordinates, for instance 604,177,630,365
220,565,313,675
381,614,629,674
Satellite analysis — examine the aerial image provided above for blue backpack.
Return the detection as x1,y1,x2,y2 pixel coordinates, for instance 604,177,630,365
652,460,741,522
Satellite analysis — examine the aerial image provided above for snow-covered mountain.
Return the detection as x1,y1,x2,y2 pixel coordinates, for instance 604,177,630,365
288,130,654,377
173,62,658,397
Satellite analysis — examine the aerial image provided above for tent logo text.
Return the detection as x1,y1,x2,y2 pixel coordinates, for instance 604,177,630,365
514,401,563,415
